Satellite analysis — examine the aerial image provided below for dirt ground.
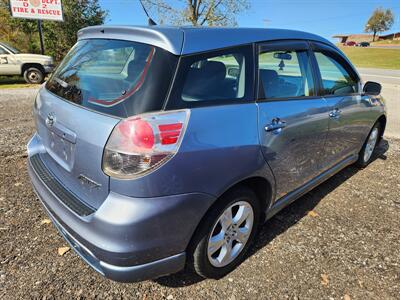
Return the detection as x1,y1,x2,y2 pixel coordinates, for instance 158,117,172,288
0,88,399,299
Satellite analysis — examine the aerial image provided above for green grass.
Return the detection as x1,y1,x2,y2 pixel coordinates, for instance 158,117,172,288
0,76,39,89
371,40,400,45
339,46,400,69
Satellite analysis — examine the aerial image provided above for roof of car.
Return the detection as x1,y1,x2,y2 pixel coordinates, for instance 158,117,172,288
78,26,334,55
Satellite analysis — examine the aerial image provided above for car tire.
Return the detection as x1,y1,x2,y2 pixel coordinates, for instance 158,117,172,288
187,186,261,279
23,67,44,84
357,122,381,168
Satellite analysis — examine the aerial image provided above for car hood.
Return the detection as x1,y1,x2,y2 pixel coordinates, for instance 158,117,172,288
14,53,53,63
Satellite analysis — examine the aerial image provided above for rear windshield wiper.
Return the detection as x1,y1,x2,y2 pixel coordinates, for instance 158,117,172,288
54,77,68,88
53,77,82,98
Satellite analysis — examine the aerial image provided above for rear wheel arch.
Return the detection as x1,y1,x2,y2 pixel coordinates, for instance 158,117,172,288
186,177,273,277
21,63,45,75
22,64,45,84
214,176,273,223
187,176,273,251
232,177,273,216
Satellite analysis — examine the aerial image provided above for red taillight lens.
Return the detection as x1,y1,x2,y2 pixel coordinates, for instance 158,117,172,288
103,110,190,179
159,123,183,145
118,119,155,149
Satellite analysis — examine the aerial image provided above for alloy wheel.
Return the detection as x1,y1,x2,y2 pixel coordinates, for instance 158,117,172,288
363,127,379,162
207,201,254,268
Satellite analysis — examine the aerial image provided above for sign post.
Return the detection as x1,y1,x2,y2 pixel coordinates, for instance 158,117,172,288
9,0,64,55
38,20,44,54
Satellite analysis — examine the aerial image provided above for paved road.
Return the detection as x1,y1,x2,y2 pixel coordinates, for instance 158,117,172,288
357,68,400,138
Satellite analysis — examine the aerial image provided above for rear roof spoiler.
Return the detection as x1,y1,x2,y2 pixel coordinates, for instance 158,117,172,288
77,26,184,55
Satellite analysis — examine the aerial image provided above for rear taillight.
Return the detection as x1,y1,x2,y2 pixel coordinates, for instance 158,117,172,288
103,110,190,179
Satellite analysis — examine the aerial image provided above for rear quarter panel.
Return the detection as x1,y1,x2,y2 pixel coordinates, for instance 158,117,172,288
110,104,275,201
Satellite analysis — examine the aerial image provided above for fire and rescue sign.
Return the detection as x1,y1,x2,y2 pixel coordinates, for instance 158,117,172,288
10,0,64,22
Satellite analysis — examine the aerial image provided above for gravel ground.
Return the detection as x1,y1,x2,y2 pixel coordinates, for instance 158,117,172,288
0,88,399,299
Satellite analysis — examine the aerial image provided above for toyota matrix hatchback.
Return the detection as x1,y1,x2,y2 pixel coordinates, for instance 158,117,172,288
27,26,386,282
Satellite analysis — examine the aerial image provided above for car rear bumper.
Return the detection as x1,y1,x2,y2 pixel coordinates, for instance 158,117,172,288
27,134,215,282
38,194,186,282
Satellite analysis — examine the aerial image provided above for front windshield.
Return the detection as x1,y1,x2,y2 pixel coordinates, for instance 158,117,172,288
0,42,20,54
46,39,178,118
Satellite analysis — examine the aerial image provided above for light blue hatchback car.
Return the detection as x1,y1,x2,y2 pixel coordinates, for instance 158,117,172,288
27,26,386,282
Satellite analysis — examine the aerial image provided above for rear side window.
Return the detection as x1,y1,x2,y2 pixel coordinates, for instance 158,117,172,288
182,53,245,101
258,49,315,99
46,39,178,118
314,51,358,96
167,45,254,109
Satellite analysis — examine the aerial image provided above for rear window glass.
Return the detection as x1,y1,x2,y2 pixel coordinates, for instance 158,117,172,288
46,39,178,118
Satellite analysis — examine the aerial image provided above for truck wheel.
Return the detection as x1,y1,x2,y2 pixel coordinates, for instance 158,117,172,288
24,67,44,84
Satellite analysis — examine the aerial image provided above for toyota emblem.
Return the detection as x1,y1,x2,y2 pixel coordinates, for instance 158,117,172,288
46,113,55,127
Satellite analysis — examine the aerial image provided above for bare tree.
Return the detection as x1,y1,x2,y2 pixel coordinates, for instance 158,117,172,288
142,0,250,26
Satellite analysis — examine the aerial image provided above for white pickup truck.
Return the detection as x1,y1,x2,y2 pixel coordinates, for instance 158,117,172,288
0,42,55,84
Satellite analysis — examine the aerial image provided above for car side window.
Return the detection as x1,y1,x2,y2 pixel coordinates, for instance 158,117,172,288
181,53,246,102
166,45,254,110
314,51,358,96
258,49,315,99
0,47,8,55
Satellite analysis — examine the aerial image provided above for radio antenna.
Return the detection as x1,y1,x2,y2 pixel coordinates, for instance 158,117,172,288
139,0,157,26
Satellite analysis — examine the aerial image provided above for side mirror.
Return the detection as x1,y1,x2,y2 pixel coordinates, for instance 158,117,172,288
363,81,381,96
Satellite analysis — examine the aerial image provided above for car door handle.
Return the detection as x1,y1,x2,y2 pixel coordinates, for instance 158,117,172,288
265,118,287,132
329,108,342,119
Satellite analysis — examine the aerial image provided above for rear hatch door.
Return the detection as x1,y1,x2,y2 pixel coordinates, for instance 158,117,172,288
34,38,177,209
34,88,119,209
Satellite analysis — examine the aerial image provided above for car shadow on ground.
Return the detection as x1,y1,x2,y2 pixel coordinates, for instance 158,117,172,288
154,139,389,288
